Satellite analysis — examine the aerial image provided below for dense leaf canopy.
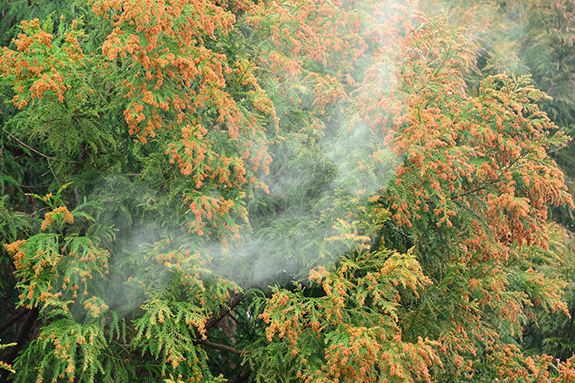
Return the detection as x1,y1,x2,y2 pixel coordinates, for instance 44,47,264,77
2,0,575,382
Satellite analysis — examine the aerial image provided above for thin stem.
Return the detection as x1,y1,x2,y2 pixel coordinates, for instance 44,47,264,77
547,136,575,155
3,129,76,163
226,311,254,341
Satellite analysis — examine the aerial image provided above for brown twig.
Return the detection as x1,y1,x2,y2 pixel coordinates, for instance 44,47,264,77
197,340,243,355
547,136,575,155
4,129,69,184
19,184,49,189
3,129,76,164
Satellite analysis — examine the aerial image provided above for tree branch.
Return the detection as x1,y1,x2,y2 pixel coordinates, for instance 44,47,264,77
1,308,38,380
0,310,27,335
226,310,254,341
18,184,49,189
197,339,243,355
547,136,575,155
204,294,244,333
3,129,76,163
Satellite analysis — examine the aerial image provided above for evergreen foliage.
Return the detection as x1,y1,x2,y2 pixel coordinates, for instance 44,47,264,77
1,0,575,382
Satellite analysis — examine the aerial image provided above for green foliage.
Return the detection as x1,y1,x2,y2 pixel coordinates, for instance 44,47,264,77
418,0,575,364
2,0,575,382
0,339,17,373
248,246,438,383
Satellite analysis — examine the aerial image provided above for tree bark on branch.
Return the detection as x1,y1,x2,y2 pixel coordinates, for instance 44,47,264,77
1,308,38,381
204,294,244,333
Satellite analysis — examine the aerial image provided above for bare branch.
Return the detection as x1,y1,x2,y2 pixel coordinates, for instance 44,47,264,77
3,129,76,163
197,340,243,355
547,136,575,155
